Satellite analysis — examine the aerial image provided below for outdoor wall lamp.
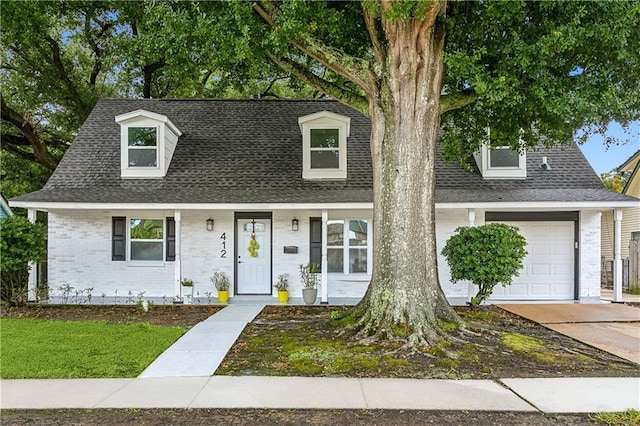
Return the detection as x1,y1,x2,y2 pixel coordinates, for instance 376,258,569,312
206,218,215,231
292,218,299,231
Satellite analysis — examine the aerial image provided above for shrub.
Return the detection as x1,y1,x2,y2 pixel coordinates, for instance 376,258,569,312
0,216,47,306
441,223,527,306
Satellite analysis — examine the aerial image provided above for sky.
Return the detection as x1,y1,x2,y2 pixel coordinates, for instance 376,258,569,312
578,121,640,175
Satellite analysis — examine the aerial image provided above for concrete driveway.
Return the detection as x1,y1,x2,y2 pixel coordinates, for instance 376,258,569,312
498,303,640,364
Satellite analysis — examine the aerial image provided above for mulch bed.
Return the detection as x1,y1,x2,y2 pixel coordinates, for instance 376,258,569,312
0,304,223,328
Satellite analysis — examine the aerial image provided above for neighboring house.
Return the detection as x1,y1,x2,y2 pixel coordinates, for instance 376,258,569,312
601,150,640,261
0,194,14,218
11,99,639,304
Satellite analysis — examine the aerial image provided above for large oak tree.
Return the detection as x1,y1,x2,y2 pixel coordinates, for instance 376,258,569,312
213,0,639,345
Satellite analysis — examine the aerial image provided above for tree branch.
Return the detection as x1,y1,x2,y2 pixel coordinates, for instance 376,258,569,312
362,3,386,62
84,14,113,87
142,59,166,98
1,141,37,163
440,91,478,114
44,36,89,115
253,2,374,97
0,93,59,171
266,53,368,114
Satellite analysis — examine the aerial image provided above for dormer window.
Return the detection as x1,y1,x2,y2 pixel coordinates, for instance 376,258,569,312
128,127,158,167
116,110,182,178
475,143,526,179
299,111,350,180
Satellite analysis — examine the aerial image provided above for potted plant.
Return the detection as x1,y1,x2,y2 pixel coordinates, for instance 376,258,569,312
180,278,194,304
210,272,230,304
274,273,290,303
299,263,319,305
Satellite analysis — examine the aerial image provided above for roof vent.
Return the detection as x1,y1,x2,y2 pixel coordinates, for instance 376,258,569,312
540,156,552,170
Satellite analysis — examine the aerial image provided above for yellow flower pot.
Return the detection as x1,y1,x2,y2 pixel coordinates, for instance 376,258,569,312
277,290,289,303
218,290,229,304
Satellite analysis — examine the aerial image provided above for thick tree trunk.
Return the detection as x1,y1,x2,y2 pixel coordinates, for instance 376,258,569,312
354,6,461,346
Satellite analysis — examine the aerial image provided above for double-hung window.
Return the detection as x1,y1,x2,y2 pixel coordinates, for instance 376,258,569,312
327,219,369,274
127,127,158,167
129,219,164,261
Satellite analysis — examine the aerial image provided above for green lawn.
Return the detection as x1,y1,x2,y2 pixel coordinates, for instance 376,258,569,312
0,318,184,379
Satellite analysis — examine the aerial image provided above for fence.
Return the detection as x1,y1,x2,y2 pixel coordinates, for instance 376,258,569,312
601,258,629,290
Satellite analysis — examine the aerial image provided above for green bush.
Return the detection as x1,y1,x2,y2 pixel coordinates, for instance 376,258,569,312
441,223,527,306
0,216,47,306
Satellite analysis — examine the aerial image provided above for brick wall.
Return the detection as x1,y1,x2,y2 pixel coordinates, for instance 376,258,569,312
579,210,602,299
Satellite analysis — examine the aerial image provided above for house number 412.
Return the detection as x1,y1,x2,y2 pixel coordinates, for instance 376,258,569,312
220,232,227,258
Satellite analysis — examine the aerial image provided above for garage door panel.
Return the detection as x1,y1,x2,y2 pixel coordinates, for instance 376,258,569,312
529,243,551,256
488,221,574,301
530,263,551,275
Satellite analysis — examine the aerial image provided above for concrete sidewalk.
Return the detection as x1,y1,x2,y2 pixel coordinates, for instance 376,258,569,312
1,376,638,412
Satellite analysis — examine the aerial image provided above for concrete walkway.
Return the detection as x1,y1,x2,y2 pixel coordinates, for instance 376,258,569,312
139,304,264,377
498,303,640,364
2,376,639,412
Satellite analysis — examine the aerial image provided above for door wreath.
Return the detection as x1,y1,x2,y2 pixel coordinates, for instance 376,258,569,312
247,233,260,257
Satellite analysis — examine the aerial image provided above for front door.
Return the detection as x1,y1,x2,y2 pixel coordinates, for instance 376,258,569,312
236,216,272,294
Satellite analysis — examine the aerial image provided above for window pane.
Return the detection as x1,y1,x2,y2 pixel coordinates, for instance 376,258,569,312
310,129,339,148
348,220,367,246
131,241,163,261
327,220,344,246
129,148,157,167
489,148,519,167
327,248,344,273
349,248,367,273
311,150,339,169
128,127,157,147
244,222,265,232
130,219,163,240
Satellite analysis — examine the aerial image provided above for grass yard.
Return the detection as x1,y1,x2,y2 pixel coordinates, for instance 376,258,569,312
0,318,184,379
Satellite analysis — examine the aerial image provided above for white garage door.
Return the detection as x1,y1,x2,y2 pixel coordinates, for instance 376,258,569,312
488,221,574,300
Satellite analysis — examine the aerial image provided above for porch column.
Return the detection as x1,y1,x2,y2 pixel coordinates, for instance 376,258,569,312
27,208,38,302
174,210,182,298
467,209,477,302
321,209,328,303
467,208,476,227
613,209,623,302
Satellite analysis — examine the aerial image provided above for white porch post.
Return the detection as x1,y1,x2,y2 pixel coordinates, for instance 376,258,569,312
467,209,476,227
613,209,623,302
467,209,477,302
321,209,328,303
174,210,182,299
27,209,38,301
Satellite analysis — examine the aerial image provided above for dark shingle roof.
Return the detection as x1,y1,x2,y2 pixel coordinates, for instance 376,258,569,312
12,98,634,205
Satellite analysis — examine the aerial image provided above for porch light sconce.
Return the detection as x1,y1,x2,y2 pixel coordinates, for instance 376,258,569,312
206,218,215,231
292,218,299,231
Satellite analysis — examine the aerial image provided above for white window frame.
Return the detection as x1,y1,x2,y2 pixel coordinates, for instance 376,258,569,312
128,217,165,265
127,125,159,169
115,110,182,179
299,111,350,180
327,218,372,275
477,135,527,179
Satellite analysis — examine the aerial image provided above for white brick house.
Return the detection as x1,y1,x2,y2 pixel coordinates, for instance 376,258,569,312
11,99,638,304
